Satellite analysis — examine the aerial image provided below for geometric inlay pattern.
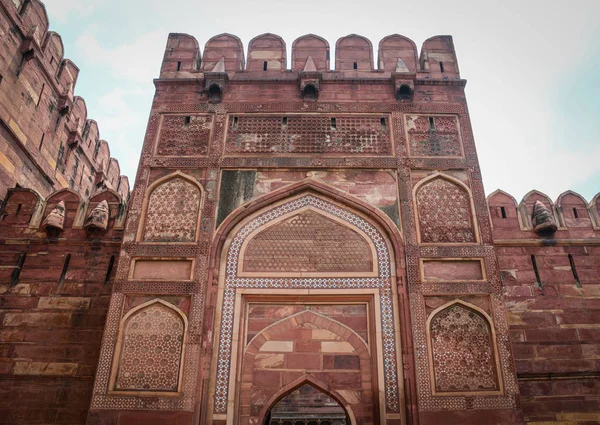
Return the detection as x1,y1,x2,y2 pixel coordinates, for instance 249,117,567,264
215,195,400,413
243,210,373,273
429,304,498,392
143,177,201,242
157,115,212,156
114,302,184,392
416,177,476,243
226,115,391,155
406,115,462,157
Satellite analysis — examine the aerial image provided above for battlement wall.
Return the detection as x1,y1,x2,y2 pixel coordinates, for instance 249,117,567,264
488,188,600,423
0,0,129,205
488,189,600,239
160,32,459,78
0,184,127,423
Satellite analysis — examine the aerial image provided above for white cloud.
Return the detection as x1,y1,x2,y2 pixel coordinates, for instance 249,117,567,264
44,0,94,23
84,88,148,179
75,28,167,84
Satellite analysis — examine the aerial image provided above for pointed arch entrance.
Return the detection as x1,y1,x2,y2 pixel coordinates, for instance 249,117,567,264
262,377,354,425
207,180,411,425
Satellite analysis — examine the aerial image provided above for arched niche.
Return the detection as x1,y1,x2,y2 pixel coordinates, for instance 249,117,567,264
44,188,82,229
426,300,502,396
1,188,44,228
519,190,557,230
209,181,409,424
108,299,188,394
85,189,123,230
237,205,378,277
137,171,204,243
413,173,479,244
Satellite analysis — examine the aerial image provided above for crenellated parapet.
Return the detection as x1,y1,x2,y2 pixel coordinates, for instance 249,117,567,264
158,32,462,102
0,185,128,240
0,0,129,205
487,189,600,242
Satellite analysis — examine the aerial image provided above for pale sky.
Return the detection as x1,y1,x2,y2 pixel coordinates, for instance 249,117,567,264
44,0,600,203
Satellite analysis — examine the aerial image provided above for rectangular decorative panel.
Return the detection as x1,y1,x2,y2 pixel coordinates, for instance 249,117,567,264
156,114,213,156
421,259,485,281
405,115,462,157
225,115,392,155
130,259,194,281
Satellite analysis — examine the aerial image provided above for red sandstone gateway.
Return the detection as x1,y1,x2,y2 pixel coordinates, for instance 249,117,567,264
1,1,599,424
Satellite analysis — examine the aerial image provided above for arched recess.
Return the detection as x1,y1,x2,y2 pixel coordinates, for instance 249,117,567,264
425,299,502,396
413,172,479,244
238,205,378,277
259,375,357,425
242,310,368,425
2,188,44,228
208,179,414,425
519,190,557,230
137,171,204,242
108,299,188,394
84,188,123,230
44,188,82,229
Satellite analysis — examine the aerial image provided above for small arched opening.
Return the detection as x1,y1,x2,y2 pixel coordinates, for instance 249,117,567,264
397,84,412,100
302,83,318,101
208,84,223,102
263,383,350,425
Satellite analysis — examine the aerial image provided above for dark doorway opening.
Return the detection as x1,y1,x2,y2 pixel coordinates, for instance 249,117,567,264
264,384,349,425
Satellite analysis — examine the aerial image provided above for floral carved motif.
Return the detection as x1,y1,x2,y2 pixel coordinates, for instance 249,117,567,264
243,210,373,273
114,302,185,392
226,115,391,155
429,303,498,393
157,115,212,156
416,177,476,243
143,177,201,242
406,115,462,157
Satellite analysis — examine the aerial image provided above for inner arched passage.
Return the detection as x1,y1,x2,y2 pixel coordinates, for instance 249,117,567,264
244,309,370,425
265,383,349,425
